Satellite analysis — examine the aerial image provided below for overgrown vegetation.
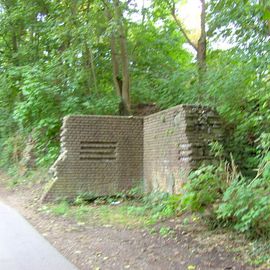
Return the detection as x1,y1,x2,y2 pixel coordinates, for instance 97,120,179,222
217,133,270,239
40,190,182,230
40,183,270,266
0,0,269,264
181,136,270,241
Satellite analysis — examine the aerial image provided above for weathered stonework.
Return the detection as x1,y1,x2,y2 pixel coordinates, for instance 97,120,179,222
43,115,143,202
43,104,223,201
144,105,223,193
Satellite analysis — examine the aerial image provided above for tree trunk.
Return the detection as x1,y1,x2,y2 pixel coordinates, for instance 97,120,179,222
197,0,206,82
84,43,98,93
84,0,98,93
110,34,122,97
104,0,131,115
113,0,130,115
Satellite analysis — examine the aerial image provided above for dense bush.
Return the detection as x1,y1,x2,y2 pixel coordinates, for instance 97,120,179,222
217,133,270,238
180,164,226,212
182,135,270,239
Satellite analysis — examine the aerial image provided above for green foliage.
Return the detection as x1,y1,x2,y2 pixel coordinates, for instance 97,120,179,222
206,0,270,175
50,200,70,216
0,0,192,167
159,226,173,237
82,95,120,115
106,191,182,227
217,177,270,238
183,134,270,239
141,192,182,219
130,19,193,107
216,133,270,238
6,167,49,188
181,165,224,212
0,133,25,168
180,142,234,212
200,50,270,175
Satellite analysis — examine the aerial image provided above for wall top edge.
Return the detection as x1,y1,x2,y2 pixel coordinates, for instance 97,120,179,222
63,104,217,122
63,115,144,121
144,104,217,120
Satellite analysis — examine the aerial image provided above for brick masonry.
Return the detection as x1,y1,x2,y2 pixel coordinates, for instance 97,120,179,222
43,105,223,201
43,115,144,202
144,104,223,193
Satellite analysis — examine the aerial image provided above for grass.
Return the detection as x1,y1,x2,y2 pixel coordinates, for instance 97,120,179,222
44,201,159,228
247,240,270,268
42,191,181,229
5,168,50,189
50,201,70,216
159,226,174,237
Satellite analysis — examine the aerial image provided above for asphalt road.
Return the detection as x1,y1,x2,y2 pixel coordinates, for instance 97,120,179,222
0,201,78,270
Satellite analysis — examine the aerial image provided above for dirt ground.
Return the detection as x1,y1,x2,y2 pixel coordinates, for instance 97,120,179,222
0,173,265,270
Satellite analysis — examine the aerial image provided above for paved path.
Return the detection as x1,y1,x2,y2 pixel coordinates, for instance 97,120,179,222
0,201,78,270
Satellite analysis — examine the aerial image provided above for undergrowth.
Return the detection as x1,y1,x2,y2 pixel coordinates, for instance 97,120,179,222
180,137,270,240
4,168,50,189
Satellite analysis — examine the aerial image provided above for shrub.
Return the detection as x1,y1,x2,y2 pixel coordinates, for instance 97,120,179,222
180,165,225,212
216,133,270,238
180,142,235,212
217,177,270,238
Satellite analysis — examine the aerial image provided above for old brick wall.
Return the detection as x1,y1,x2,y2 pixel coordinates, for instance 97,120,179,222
143,105,223,193
43,115,143,202
43,104,223,201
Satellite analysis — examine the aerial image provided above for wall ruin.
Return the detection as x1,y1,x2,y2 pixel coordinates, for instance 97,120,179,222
43,105,223,201
43,115,143,202
144,105,223,193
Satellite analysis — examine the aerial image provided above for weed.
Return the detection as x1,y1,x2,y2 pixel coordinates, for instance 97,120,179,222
73,205,91,222
217,134,270,239
5,168,50,189
159,226,173,237
7,178,19,188
50,200,70,216
74,192,97,205
246,239,270,267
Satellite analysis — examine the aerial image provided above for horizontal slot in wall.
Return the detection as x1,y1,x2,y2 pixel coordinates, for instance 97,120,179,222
79,141,117,161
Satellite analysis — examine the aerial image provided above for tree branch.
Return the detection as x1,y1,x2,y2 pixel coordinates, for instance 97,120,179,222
170,2,198,52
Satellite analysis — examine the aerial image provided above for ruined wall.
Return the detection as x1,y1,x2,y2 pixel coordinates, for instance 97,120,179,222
43,115,143,202
43,104,223,201
143,105,223,193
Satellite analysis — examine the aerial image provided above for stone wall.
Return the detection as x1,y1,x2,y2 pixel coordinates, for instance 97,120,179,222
43,104,223,201
144,105,223,193
43,115,143,202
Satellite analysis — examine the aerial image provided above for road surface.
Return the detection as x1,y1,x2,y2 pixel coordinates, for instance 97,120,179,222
0,201,78,270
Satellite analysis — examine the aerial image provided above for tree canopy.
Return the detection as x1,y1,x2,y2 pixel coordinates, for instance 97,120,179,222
0,0,269,172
